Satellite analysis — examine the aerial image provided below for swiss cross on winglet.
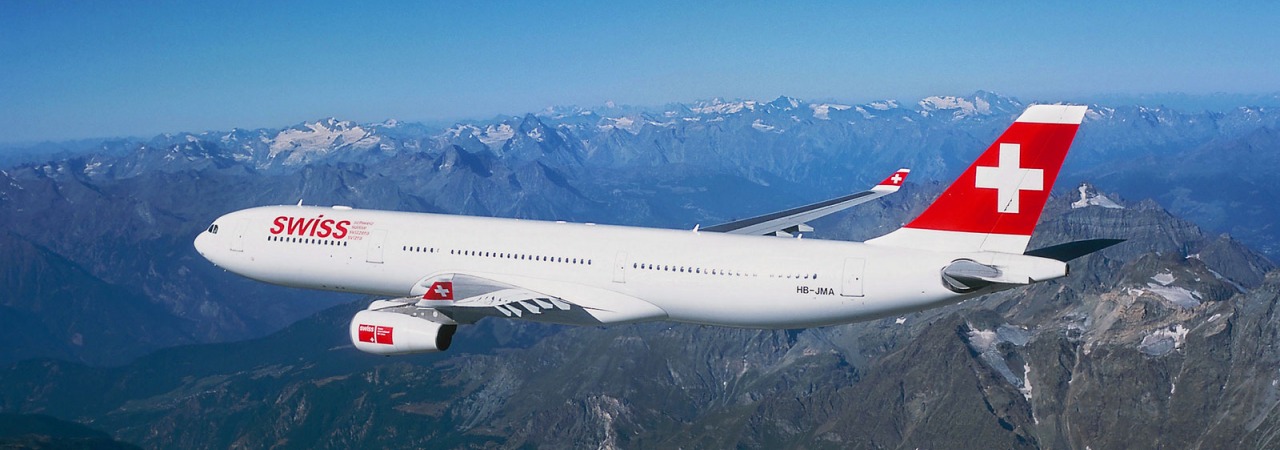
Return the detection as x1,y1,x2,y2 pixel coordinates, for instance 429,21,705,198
422,281,454,301
872,168,910,192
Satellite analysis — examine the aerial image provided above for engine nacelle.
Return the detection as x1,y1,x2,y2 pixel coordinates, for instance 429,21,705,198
941,254,1069,293
349,310,457,355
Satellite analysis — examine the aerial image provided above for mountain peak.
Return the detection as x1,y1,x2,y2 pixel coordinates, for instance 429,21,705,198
691,98,758,115
916,91,1025,120
1071,183,1125,209
769,96,802,110
917,95,992,117
306,117,357,131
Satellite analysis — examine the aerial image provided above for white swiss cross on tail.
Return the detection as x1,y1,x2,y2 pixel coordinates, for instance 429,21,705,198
974,143,1044,214
867,104,1087,254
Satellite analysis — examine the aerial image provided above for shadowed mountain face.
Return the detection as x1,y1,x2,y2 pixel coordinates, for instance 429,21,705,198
2,92,1280,448
0,413,140,450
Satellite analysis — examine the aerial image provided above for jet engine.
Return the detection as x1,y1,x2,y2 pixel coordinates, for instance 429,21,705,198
349,309,457,355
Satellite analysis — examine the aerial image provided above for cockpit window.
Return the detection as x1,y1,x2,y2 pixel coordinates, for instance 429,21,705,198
207,224,219,234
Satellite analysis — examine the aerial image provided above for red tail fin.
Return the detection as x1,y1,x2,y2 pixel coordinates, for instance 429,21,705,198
869,104,1087,253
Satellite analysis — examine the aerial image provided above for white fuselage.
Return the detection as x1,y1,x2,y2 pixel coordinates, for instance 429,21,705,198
195,205,1007,328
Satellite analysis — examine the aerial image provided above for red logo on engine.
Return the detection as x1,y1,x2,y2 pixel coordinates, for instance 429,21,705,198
269,215,352,239
357,324,394,345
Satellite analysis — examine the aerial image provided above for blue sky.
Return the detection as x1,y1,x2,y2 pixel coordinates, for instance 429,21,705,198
2,1,1277,143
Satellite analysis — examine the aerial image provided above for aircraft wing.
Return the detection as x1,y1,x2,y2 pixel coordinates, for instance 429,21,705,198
380,273,668,326
702,168,910,236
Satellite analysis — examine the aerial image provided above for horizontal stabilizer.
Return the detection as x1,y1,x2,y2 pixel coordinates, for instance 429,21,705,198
1024,239,1125,262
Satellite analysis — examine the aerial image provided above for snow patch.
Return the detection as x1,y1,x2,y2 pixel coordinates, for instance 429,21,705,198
1083,106,1116,122
810,103,851,120
917,95,992,119
526,126,544,141
446,124,481,138
269,119,377,162
691,99,758,115
967,328,999,351
83,161,103,176
1072,184,1124,209
478,123,515,145
597,117,642,134
895,316,907,325
751,119,777,132
965,324,1032,391
1021,364,1034,401
867,100,898,110
1145,283,1202,308
1139,325,1189,356
1151,272,1175,286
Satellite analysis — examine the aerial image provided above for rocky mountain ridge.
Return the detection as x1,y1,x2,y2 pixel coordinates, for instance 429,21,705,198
2,91,1278,368
4,186,1279,449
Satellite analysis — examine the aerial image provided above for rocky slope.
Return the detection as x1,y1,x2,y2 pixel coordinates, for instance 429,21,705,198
2,92,1278,369
3,188,1278,449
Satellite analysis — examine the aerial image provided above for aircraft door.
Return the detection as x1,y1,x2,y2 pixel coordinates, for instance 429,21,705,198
613,251,628,283
841,257,865,297
230,219,249,252
366,229,386,263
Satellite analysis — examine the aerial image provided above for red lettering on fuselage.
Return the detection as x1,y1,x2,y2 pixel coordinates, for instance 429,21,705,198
286,217,307,235
270,216,287,234
270,215,354,239
317,219,333,238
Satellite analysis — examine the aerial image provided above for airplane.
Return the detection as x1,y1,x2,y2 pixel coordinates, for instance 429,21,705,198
194,104,1120,355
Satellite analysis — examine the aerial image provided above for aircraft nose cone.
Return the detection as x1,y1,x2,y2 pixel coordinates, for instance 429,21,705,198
194,230,212,261
194,232,206,255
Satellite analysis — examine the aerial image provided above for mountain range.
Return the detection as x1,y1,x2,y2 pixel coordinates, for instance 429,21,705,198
2,91,1279,448
3,184,1278,449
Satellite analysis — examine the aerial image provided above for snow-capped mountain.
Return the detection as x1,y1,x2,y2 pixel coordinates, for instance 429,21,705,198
4,91,1280,448
3,91,1280,368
